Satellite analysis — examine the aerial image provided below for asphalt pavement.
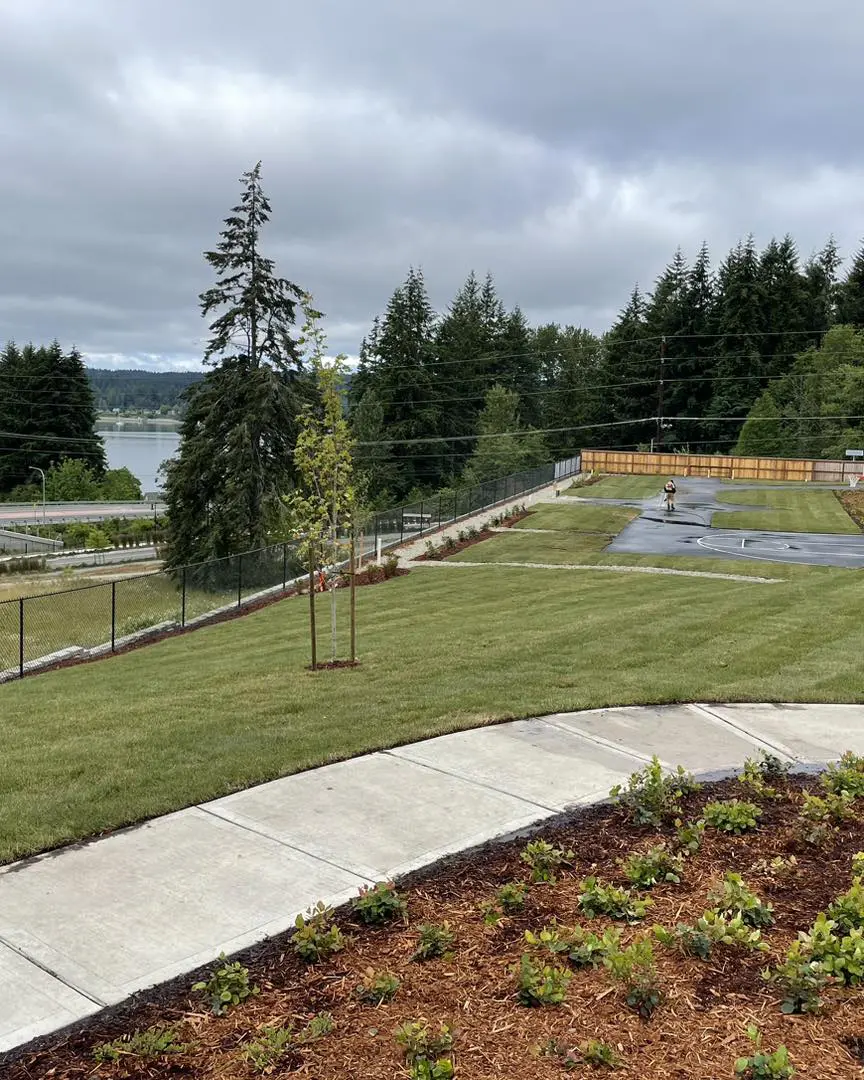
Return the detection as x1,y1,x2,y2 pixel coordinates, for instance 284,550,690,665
586,477,864,569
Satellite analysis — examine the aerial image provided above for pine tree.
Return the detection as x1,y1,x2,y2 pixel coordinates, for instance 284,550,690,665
802,237,841,334
161,162,311,566
0,340,105,493
353,268,440,497
733,393,787,456
538,325,605,456
599,286,657,450
350,389,399,507
461,385,546,484
837,243,864,328
757,235,812,379
707,238,764,448
490,306,542,425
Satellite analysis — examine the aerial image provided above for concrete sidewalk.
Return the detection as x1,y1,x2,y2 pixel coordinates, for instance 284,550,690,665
2,702,863,1054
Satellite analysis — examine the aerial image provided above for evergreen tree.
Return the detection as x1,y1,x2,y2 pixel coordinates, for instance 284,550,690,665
537,325,605,456
461,385,546,484
352,268,440,496
733,393,787,457
802,237,841,334
434,271,505,473
161,162,311,566
598,286,657,449
707,238,764,448
0,340,105,493
491,306,542,426
350,389,399,507
837,243,864,328
757,235,811,379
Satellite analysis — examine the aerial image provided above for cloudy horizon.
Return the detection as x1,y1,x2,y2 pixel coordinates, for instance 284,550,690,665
1,0,863,373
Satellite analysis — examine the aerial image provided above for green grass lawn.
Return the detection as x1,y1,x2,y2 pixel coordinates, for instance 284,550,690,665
566,474,667,499
2,556,863,864
514,502,638,533
712,489,861,534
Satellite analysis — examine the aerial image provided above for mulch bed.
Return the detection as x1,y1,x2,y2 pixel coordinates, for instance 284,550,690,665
415,509,532,561
18,566,409,681
837,490,864,530
9,773,864,1078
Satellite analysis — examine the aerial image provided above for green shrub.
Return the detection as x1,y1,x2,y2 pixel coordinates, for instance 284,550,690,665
356,968,400,1005
655,910,766,961
798,914,864,985
827,878,864,932
243,1026,295,1072
382,553,401,578
578,877,652,921
751,855,798,881
853,852,864,879
674,818,706,857
703,799,762,834
93,1025,191,1062
800,790,854,825
580,1040,622,1069
525,921,621,968
395,1020,454,1065
409,1059,454,1080
292,902,346,963
708,873,774,928
604,938,663,1019
609,756,699,827
620,845,683,888
412,922,456,962
738,757,783,800
442,535,457,551
822,751,864,797
764,942,832,1014
520,839,573,883
734,1025,794,1078
352,881,407,925
424,540,438,558
481,881,529,925
192,953,259,1015
512,953,572,1006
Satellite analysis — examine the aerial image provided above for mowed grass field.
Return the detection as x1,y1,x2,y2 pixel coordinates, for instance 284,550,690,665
2,534,863,863
713,488,861,533
565,474,667,499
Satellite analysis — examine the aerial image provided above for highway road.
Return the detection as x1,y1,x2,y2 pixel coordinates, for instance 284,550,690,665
46,546,160,570
0,501,166,526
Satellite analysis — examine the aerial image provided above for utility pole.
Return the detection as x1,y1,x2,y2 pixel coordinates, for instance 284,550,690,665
30,467,46,523
655,336,666,453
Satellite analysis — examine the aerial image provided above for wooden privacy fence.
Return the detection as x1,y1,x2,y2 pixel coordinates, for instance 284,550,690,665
580,449,863,483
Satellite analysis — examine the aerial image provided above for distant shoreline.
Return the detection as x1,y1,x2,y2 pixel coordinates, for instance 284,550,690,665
96,416,182,433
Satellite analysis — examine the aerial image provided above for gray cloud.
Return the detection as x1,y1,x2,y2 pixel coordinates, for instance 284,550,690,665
1,0,863,370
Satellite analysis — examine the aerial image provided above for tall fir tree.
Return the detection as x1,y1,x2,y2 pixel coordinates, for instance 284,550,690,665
837,243,864,328
0,339,105,493
350,267,440,497
161,162,311,566
461,385,546,484
802,237,841,334
598,286,657,449
537,325,605,455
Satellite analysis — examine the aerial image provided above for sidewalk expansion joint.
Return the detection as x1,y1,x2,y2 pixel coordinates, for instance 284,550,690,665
691,703,799,762
0,935,107,1007
194,805,371,883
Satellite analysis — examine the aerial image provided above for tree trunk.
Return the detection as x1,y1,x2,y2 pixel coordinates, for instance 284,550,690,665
349,531,357,663
308,542,317,669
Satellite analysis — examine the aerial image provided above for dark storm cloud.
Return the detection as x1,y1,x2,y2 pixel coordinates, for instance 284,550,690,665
0,0,862,369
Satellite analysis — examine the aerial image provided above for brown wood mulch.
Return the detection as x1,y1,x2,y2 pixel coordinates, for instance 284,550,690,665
414,509,532,560
837,490,864,530
8,775,864,1079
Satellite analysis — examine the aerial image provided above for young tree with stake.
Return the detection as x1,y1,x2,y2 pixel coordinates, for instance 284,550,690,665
287,299,359,667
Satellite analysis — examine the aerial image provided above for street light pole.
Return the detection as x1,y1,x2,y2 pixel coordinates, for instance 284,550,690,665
30,467,46,524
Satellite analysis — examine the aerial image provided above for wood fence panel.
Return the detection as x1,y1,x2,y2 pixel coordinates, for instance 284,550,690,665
581,450,849,483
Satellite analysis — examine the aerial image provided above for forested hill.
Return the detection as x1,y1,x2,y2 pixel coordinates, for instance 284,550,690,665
86,368,203,412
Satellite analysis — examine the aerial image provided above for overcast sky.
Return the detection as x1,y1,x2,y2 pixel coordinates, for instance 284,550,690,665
1,0,863,371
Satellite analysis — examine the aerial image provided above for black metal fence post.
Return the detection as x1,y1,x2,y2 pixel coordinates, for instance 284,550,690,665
111,581,116,652
18,598,24,678
419,500,424,535
237,553,243,607
282,544,288,591
181,567,187,628
399,508,404,544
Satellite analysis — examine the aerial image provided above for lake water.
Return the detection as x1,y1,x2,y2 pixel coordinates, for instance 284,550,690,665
102,431,181,495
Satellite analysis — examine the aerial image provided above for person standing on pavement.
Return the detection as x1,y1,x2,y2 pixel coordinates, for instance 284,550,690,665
663,478,677,511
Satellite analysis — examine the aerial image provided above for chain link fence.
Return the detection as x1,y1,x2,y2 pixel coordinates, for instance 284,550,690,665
0,456,581,681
